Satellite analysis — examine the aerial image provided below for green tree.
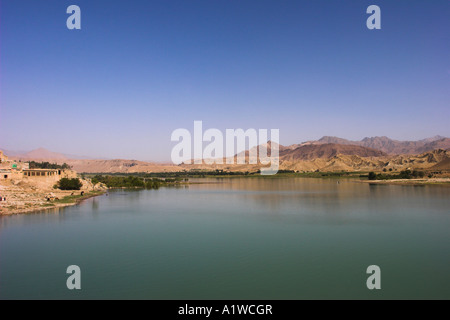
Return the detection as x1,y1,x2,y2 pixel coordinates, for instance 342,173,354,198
57,178,83,190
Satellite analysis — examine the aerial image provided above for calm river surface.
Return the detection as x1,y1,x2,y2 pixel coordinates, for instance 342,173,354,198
1,178,449,299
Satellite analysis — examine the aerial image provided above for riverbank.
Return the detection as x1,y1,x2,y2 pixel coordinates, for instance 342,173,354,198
0,184,106,216
360,177,450,186
189,171,450,185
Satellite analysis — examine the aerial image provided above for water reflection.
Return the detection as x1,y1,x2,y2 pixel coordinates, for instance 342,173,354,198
1,177,449,299
1,178,448,229
186,178,449,226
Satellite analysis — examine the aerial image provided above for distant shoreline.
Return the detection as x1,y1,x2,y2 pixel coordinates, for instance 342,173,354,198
359,178,450,186
86,171,450,183
178,173,450,186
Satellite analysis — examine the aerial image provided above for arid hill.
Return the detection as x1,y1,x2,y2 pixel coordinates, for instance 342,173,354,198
281,149,450,173
6,147,91,160
297,135,449,155
181,148,450,173
220,142,384,163
58,159,180,174
279,143,386,161
431,158,450,171
20,148,68,160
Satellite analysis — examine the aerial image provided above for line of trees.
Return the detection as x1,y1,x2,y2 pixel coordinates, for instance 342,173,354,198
90,175,186,189
368,170,425,180
142,170,252,177
29,161,71,170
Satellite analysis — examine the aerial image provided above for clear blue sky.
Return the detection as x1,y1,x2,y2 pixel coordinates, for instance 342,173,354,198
1,0,449,160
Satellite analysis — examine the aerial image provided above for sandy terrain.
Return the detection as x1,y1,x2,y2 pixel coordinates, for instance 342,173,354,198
0,179,106,216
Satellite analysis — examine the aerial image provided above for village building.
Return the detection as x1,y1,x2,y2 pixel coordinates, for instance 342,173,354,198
0,150,77,182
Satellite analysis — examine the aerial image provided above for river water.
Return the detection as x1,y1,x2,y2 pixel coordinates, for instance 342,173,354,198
0,177,449,299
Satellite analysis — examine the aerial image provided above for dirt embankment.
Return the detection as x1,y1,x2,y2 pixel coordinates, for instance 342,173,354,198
0,178,106,216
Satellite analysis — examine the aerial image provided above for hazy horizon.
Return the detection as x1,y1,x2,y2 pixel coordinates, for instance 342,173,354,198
1,0,449,161
1,133,448,162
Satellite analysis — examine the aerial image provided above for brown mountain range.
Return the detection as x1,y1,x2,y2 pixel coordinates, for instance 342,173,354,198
279,143,386,161
2,135,449,173
182,144,449,174
298,135,450,155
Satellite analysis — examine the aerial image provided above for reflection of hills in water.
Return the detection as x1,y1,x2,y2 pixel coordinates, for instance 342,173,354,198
187,177,450,227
